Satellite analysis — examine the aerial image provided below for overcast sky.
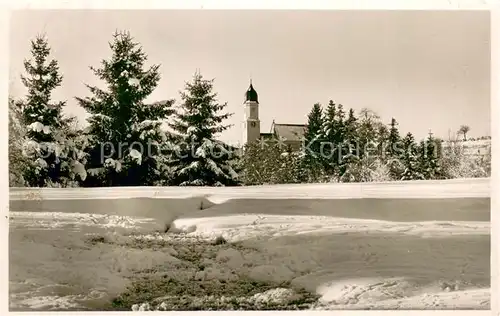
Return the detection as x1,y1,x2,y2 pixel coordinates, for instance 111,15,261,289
9,10,490,145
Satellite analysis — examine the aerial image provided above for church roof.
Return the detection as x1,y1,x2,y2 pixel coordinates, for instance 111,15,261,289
271,123,307,142
259,132,274,139
245,81,258,103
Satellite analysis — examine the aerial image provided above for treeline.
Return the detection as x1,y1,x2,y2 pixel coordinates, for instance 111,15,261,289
241,103,491,185
9,32,238,187
8,31,491,188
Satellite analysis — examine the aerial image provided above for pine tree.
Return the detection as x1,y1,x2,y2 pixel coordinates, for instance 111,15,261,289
385,118,404,179
344,108,358,143
169,71,238,186
76,31,175,186
401,132,424,180
241,139,302,185
426,136,445,179
417,140,429,179
320,101,337,172
302,103,325,181
375,124,388,156
336,104,346,143
240,141,271,185
337,108,360,180
339,155,391,183
418,133,444,180
344,108,359,151
386,118,402,157
358,108,379,159
303,103,324,157
335,103,349,168
19,35,86,187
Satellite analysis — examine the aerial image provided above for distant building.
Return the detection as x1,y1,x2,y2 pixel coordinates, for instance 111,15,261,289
242,81,306,150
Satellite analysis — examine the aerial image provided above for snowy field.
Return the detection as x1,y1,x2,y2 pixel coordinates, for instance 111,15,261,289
9,178,491,311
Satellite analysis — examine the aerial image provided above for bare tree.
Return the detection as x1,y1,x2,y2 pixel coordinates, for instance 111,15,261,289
457,125,471,141
359,108,380,122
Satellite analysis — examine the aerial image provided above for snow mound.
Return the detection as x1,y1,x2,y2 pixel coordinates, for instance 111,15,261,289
9,212,156,230
252,288,301,304
171,214,490,241
314,277,410,305
132,302,151,311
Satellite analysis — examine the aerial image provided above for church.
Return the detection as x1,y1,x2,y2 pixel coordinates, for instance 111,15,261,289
242,81,306,150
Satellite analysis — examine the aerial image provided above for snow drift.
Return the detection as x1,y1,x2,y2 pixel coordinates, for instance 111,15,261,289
9,178,491,310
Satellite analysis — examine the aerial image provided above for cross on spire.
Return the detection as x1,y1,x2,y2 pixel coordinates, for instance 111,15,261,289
428,129,434,138
391,118,398,125
387,118,398,128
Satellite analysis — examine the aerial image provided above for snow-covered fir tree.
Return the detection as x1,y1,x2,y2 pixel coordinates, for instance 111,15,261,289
304,103,324,157
332,103,348,171
357,108,380,159
76,31,175,186
337,108,361,179
335,103,346,143
338,154,361,182
376,124,389,156
18,35,86,187
302,103,325,181
344,108,359,145
336,104,359,179
168,71,238,186
385,117,404,179
340,155,391,183
400,132,424,180
386,118,402,157
320,101,337,172
240,139,303,185
418,133,444,180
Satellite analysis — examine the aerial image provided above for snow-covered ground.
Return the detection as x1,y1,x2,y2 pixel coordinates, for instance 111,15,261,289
170,212,490,310
9,179,491,311
9,177,490,201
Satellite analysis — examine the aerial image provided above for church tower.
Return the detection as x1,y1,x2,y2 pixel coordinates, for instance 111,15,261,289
243,80,260,145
